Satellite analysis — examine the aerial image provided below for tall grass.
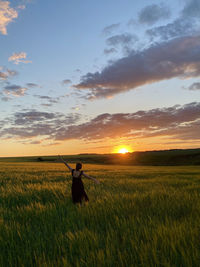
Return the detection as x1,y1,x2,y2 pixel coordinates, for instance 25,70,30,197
0,162,200,266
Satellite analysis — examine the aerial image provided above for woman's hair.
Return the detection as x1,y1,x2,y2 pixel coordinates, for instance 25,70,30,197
76,162,82,171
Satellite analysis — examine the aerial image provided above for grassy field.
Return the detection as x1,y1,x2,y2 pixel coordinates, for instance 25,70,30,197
0,162,200,266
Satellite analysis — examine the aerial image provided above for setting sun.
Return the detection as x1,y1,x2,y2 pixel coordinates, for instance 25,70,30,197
113,146,133,154
118,148,129,154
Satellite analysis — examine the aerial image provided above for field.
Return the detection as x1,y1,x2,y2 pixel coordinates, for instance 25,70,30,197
1,162,200,266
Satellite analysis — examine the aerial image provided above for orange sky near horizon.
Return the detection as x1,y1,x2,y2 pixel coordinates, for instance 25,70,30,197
1,136,199,157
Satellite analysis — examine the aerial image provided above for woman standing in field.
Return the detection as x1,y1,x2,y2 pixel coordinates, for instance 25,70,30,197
59,155,99,204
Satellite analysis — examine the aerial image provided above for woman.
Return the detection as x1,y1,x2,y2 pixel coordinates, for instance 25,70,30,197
59,155,99,204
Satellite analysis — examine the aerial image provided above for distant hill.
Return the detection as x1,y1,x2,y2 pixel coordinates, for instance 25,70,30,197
1,148,200,165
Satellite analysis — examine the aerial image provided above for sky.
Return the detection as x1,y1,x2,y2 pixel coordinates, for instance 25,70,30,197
0,0,200,156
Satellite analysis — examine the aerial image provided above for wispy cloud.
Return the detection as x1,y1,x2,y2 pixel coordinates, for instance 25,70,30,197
102,23,120,36
75,35,200,99
104,32,138,56
8,52,32,64
0,71,7,80
146,0,200,41
182,0,200,18
1,96,10,102
33,94,69,107
0,68,18,80
106,33,137,50
6,69,18,77
187,82,200,91
146,17,196,41
3,84,27,96
26,83,40,88
71,103,86,111
104,47,117,55
138,3,171,25
17,5,26,10
62,79,72,85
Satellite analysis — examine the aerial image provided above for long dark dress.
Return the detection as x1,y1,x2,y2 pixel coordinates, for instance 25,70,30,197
71,169,89,204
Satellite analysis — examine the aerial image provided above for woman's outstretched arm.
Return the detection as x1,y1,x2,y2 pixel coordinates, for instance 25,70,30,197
82,172,100,184
58,155,72,171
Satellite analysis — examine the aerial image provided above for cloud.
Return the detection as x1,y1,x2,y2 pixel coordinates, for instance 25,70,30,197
146,1,200,41
146,18,196,41
34,95,59,107
104,48,117,55
62,79,72,85
29,140,41,145
102,23,120,36
53,102,200,142
75,35,200,99
8,52,32,64
106,33,137,47
0,68,18,80
0,90,11,101
71,103,86,111
34,95,52,100
3,84,27,96
187,82,200,90
75,69,81,73
1,103,200,144
182,0,200,17
14,111,57,124
6,69,18,77
0,0,18,34
138,4,171,25
104,33,138,57
0,110,81,140
17,5,26,10
26,83,39,88
0,71,7,80
127,19,137,27
1,96,10,101
34,94,69,106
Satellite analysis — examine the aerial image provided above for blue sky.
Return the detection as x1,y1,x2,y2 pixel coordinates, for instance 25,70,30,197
0,0,200,156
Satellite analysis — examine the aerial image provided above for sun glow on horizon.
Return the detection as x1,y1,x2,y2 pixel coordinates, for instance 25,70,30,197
113,146,133,154
118,148,129,154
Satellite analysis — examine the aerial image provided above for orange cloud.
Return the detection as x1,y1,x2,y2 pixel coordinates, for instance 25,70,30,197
0,1,18,35
8,52,32,64
1,102,199,145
